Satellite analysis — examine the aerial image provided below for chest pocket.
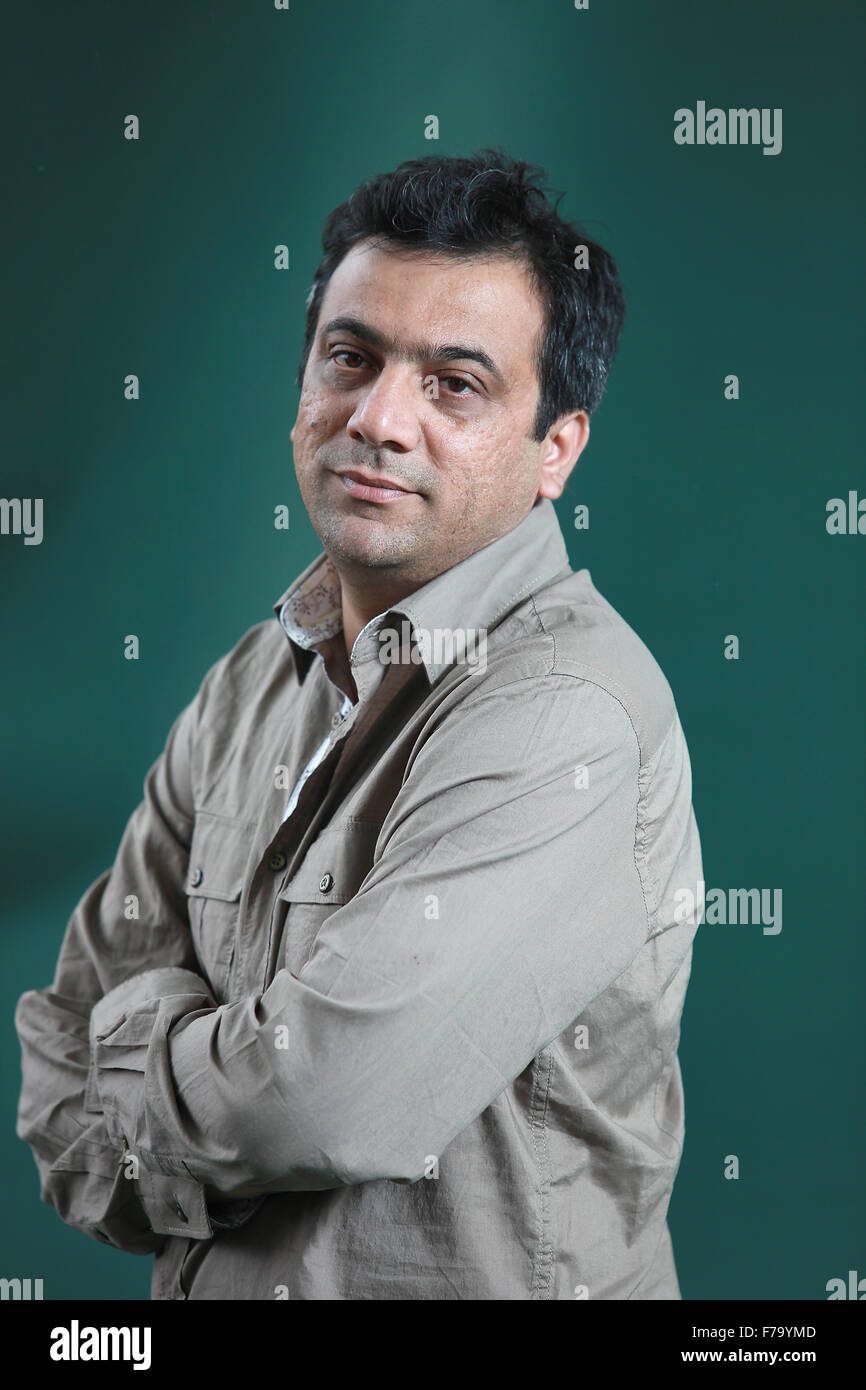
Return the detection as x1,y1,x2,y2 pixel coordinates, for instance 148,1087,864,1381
276,819,382,977
185,811,254,1001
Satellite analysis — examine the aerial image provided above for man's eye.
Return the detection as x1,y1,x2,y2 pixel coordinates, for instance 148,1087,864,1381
441,376,476,396
331,350,367,369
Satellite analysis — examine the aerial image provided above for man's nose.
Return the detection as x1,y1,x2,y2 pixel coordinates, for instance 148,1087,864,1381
346,365,421,453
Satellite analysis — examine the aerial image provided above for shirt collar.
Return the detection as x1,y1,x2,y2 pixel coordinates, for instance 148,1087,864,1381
273,497,571,687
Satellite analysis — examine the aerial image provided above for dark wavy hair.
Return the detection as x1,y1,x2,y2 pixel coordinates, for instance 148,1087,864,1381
297,149,626,442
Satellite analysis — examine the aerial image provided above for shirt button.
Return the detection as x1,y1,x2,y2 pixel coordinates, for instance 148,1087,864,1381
331,712,343,728
190,867,203,887
319,873,334,893
268,851,287,872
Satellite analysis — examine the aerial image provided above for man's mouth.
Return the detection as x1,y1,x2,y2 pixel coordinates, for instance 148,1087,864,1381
335,469,419,503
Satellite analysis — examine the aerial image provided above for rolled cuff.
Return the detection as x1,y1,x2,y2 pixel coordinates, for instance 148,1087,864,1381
87,967,228,1241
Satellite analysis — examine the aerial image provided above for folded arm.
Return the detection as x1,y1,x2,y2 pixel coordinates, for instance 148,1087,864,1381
87,677,652,1217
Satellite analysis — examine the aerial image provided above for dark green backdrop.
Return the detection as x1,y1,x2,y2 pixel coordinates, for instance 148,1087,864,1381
2,0,863,1299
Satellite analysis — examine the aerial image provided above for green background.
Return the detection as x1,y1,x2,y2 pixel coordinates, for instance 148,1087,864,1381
2,0,863,1299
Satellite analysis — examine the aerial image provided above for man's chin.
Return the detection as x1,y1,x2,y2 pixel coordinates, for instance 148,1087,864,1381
318,524,417,572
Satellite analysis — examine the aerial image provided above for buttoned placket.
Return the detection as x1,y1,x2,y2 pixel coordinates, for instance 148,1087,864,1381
254,630,422,992
227,623,359,985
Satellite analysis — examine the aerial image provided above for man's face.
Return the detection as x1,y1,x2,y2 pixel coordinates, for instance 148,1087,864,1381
291,238,579,590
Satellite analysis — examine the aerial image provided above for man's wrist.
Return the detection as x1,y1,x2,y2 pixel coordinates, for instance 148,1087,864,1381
85,966,214,1119
90,966,215,1042
86,966,220,1240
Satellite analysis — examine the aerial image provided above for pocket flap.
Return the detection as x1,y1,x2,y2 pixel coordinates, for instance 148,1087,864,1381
186,812,254,901
278,820,381,906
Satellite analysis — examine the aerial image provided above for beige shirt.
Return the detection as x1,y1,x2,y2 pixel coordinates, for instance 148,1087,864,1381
15,496,703,1300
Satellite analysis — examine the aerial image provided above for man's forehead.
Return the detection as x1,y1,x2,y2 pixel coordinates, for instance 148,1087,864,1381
327,238,535,296
318,240,543,365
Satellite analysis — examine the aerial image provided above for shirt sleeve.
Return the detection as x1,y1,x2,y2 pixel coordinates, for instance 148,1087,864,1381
87,674,654,1203
14,680,264,1247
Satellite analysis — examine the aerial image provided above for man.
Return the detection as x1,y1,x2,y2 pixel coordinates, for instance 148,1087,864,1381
16,150,703,1300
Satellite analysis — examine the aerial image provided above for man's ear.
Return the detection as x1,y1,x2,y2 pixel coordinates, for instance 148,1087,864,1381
537,411,590,500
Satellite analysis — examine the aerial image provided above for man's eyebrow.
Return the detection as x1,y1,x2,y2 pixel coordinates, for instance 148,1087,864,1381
320,316,505,385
